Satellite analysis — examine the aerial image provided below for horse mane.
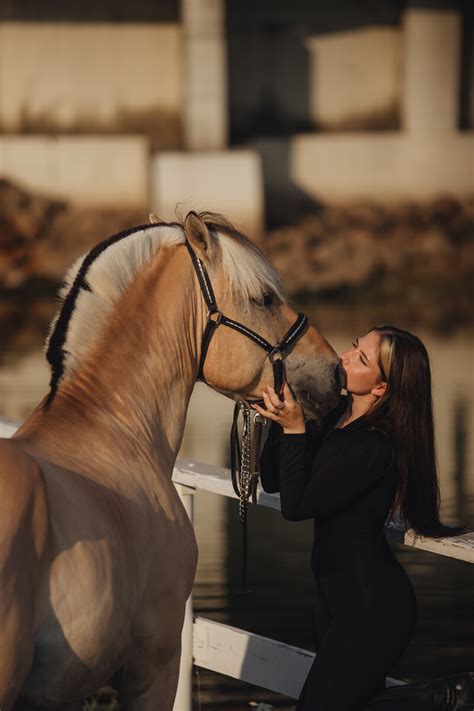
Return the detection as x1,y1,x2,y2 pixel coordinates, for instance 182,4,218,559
44,213,285,405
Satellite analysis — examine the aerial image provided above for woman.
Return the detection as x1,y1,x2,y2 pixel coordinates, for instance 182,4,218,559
252,326,471,711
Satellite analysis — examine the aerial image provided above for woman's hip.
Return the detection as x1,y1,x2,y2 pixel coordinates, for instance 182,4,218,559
316,561,417,632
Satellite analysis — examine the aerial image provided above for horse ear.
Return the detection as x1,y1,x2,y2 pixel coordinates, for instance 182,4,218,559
184,211,214,261
149,213,163,224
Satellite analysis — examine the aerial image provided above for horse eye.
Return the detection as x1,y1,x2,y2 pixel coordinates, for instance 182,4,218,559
263,293,273,307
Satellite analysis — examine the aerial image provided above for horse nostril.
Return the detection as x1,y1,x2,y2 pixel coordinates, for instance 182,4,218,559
335,363,346,390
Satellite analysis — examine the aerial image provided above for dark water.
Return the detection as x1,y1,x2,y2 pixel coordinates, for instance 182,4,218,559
190,501,474,710
189,492,474,709
1,317,473,710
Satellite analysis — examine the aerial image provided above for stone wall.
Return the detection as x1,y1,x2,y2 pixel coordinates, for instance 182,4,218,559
0,23,183,145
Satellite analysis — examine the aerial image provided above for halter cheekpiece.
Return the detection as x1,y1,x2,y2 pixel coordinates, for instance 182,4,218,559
186,239,309,591
185,240,309,397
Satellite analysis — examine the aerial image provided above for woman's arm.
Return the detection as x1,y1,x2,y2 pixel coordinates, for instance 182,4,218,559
278,431,394,521
259,421,283,493
259,420,322,494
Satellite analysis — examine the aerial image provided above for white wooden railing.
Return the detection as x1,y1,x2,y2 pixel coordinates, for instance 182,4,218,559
1,420,473,710
172,458,474,710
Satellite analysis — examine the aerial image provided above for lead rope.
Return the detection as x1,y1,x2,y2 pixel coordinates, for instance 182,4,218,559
230,400,266,592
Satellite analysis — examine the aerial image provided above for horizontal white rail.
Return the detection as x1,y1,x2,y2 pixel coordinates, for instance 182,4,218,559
0,421,472,564
173,459,474,564
192,617,405,698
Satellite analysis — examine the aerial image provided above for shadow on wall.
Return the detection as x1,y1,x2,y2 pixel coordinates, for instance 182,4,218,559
251,138,321,227
226,0,473,139
227,23,313,141
226,0,403,141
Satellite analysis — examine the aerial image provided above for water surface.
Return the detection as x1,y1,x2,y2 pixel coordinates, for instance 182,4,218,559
1,317,472,710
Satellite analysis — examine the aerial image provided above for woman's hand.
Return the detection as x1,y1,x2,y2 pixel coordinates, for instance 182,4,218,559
251,382,306,434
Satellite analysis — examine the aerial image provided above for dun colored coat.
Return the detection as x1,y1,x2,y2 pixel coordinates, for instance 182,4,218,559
0,212,341,710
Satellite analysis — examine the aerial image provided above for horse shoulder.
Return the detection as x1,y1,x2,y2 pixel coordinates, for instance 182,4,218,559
0,438,49,559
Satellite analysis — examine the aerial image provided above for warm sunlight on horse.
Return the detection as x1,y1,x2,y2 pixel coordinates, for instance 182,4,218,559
1,211,342,711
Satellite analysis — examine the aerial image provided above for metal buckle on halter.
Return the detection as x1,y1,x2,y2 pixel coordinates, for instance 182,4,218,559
268,347,283,364
207,309,222,325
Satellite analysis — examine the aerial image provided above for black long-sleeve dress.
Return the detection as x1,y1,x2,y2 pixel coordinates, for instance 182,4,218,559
259,398,417,711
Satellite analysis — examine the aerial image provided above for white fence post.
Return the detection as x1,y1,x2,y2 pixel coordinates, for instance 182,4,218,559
173,483,195,711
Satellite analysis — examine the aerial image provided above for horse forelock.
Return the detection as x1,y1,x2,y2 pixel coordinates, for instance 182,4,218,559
44,213,285,405
196,212,285,307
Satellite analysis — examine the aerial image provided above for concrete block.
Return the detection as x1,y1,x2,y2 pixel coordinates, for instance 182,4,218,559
150,150,264,237
0,136,149,207
0,23,183,137
183,36,228,150
306,27,401,129
291,132,474,201
182,0,228,149
402,9,462,132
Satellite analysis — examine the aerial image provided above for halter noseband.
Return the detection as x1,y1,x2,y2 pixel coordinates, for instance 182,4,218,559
185,241,309,401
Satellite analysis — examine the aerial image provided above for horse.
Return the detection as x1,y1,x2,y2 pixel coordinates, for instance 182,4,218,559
0,210,343,710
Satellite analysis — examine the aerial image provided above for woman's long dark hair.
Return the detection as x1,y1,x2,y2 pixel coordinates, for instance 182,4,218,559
364,325,473,540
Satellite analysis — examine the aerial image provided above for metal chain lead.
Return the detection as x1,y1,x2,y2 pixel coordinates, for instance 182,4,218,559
230,400,267,591
236,401,266,524
238,401,252,523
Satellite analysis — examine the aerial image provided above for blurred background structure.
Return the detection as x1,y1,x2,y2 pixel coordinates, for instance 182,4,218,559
0,0,472,229
0,1,473,709
0,0,473,323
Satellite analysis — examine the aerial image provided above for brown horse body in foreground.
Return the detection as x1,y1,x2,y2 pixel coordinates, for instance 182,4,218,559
0,212,341,710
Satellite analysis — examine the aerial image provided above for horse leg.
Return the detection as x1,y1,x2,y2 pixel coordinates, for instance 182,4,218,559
0,450,49,711
120,645,182,711
119,593,186,711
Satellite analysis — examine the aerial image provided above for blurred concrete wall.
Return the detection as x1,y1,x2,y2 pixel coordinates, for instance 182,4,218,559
306,27,401,130
0,135,149,207
0,23,183,144
0,0,472,230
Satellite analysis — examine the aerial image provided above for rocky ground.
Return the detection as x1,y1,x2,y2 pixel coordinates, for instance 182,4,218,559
1,178,472,351
0,178,144,289
265,196,473,298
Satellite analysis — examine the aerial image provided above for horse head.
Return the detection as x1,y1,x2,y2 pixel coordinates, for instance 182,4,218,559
183,211,343,421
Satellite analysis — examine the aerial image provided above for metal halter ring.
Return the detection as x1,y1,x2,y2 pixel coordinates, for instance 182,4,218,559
207,310,222,325
268,348,283,364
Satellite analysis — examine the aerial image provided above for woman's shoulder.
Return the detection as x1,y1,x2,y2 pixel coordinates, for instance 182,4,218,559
359,427,396,472
329,425,391,449
328,420,395,464
363,426,394,450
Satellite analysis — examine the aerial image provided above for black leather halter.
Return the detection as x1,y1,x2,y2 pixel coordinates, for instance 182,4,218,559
185,241,309,401
186,238,311,592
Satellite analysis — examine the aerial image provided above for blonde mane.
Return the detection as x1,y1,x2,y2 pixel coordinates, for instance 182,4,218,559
44,216,285,403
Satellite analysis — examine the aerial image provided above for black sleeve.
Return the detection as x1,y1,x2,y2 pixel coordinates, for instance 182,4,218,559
259,419,322,494
278,431,395,521
259,421,283,493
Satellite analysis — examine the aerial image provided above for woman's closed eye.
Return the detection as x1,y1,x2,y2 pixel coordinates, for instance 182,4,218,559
352,341,367,365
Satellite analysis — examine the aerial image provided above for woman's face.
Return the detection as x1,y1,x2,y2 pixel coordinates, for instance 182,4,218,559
339,330,386,396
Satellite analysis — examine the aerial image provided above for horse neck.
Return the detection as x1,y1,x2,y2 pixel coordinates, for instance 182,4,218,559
18,246,207,482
